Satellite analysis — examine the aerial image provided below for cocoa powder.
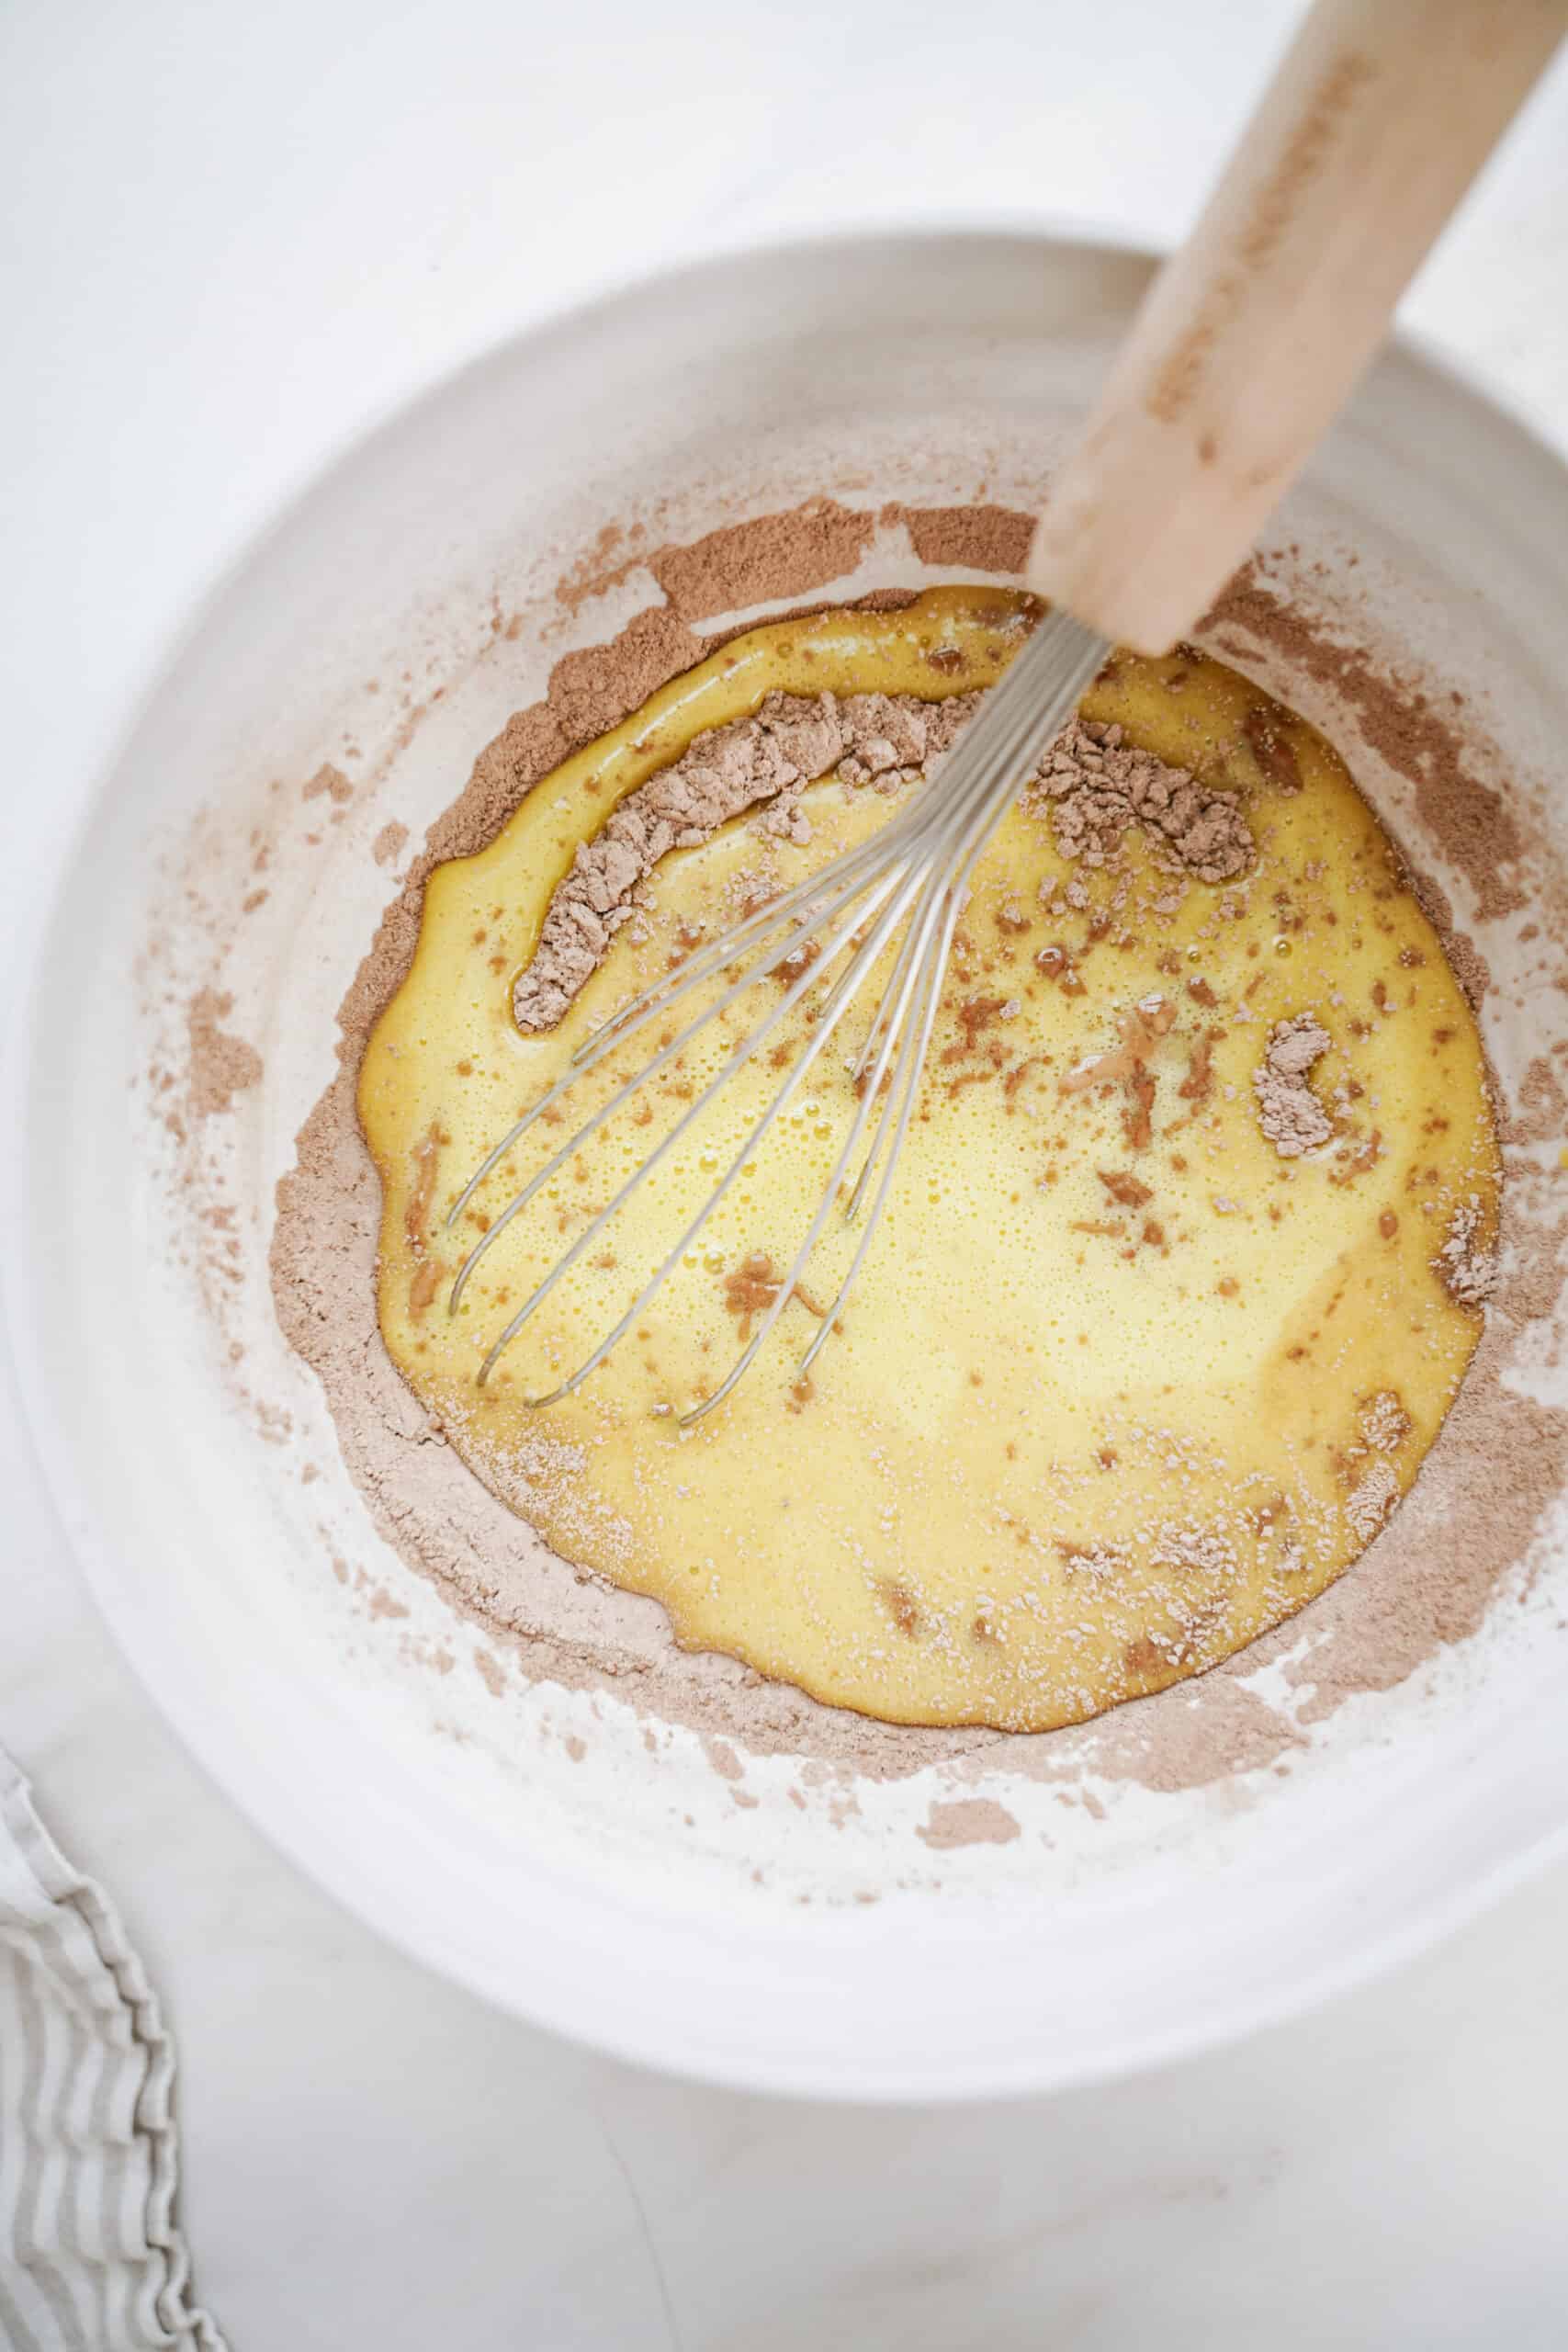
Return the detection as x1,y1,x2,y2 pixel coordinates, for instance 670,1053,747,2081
515,689,978,1030
1253,1014,1333,1157
1435,1196,1497,1306
1028,717,1253,882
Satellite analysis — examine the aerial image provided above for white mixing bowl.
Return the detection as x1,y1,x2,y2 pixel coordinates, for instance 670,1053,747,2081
11,232,1568,2098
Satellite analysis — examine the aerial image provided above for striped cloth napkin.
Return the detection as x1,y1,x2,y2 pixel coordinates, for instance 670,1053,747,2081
0,1754,224,2351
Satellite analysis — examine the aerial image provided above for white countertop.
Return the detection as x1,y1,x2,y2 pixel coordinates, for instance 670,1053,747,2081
5,2,1568,2342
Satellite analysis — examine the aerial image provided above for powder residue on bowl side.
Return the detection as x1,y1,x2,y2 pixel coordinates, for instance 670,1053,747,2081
186,988,263,1122
1435,1197,1497,1306
514,689,977,1030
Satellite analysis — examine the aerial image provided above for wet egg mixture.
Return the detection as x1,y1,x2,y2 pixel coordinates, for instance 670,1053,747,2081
360,587,1499,1731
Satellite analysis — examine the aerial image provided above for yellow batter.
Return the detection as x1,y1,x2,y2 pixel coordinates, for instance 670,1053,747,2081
359,588,1498,1731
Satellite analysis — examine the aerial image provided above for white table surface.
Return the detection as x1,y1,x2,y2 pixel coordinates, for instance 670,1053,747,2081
5,3,1568,2344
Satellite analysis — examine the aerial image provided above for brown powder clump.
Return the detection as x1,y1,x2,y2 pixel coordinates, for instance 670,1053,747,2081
648,497,877,622
186,989,263,1121
916,1796,1021,1849
513,689,976,1030
1513,1056,1568,1146
1435,1196,1497,1306
1029,718,1253,880
1253,1014,1332,1157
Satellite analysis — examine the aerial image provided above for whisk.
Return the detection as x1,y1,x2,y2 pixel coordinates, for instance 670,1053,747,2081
447,0,1562,1421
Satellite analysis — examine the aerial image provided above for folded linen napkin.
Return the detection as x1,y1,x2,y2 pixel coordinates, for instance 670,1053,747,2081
0,1754,224,2351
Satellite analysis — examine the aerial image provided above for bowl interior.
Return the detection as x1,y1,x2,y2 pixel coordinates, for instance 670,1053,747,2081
13,232,1568,2098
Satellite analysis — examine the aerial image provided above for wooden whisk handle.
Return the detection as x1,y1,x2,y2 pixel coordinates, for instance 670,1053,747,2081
1027,0,1567,654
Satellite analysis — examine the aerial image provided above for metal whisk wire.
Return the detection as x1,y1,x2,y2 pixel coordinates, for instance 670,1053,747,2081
446,608,1107,1419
